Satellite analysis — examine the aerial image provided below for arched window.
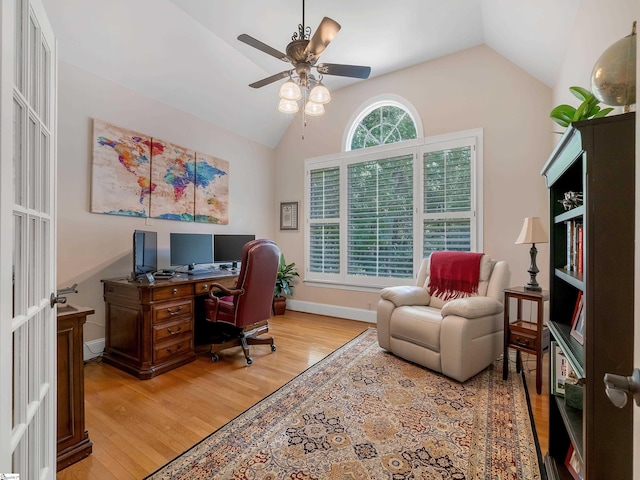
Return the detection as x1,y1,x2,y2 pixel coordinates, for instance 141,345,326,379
346,98,419,151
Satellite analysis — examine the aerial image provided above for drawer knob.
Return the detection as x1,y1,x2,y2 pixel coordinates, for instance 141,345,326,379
166,344,182,354
202,284,209,291
167,306,183,315
514,336,530,347
167,326,182,334
172,288,178,295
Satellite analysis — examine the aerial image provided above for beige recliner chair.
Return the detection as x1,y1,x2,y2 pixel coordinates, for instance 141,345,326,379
377,254,510,382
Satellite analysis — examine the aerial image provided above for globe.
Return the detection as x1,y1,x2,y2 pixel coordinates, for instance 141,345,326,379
591,26,636,108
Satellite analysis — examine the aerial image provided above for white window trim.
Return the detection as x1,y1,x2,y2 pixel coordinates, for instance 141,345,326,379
305,128,483,290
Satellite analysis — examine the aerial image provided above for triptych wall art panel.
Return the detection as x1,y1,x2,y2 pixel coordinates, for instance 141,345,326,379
91,119,229,224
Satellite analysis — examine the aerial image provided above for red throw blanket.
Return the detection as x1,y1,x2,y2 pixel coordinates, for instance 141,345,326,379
428,251,484,300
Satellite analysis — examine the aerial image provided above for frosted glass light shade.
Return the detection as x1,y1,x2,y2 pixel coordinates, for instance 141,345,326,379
304,101,325,116
309,83,331,104
278,99,299,114
515,217,548,244
279,80,302,101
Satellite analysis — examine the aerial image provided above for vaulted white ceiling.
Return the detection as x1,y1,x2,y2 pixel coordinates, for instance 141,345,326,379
41,0,580,148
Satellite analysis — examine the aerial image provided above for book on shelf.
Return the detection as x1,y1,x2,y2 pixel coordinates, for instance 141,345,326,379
565,220,583,273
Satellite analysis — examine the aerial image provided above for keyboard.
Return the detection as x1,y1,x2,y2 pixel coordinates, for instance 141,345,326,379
153,270,175,279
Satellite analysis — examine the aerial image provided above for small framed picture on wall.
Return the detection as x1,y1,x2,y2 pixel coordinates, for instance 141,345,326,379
280,202,299,231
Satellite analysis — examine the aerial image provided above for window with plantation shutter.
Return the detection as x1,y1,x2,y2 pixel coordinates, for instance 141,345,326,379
347,154,413,279
422,142,475,257
308,166,340,274
306,114,481,289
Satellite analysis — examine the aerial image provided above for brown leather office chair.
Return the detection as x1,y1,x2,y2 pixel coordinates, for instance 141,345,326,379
200,239,279,365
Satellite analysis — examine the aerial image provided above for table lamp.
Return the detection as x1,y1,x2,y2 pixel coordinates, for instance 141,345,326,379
515,217,548,291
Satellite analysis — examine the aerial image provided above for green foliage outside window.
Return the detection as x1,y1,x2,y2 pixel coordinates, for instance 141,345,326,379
350,105,417,150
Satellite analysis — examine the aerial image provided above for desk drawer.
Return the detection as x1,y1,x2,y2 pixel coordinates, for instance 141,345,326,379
194,281,215,295
152,299,193,323
154,338,191,363
509,329,537,351
152,284,193,301
153,318,192,343
195,278,237,295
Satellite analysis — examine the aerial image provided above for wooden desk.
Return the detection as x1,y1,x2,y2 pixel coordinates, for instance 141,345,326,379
502,286,549,394
57,305,93,470
102,271,238,379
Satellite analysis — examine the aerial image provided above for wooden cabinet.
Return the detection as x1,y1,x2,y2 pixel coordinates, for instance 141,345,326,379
541,113,635,479
102,273,237,379
57,306,93,470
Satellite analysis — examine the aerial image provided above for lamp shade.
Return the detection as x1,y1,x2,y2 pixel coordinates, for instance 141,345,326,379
279,80,302,101
309,83,331,104
515,217,548,244
304,101,325,116
278,99,299,114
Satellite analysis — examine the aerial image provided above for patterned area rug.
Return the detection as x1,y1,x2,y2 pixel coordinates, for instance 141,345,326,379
146,328,541,479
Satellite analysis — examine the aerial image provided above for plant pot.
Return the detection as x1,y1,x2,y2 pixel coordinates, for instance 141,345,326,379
272,297,286,315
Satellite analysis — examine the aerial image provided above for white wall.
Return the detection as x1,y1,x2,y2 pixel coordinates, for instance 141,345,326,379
553,0,638,121
273,45,553,317
56,62,276,343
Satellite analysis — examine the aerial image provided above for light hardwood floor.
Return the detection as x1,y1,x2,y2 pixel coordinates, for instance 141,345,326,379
56,311,548,480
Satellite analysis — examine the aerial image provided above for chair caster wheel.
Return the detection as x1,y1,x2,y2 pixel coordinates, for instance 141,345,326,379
271,344,277,352
211,353,219,362
246,357,253,365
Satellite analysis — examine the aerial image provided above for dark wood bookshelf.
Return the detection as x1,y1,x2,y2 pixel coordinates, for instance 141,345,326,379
541,112,635,480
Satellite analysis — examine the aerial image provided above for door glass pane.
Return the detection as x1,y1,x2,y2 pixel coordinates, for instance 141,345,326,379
28,115,37,210
13,97,24,206
41,129,49,214
28,216,36,307
40,219,50,297
28,13,37,108
28,314,38,403
12,324,26,429
40,39,50,126
12,432,26,477
13,213,24,316
14,0,24,91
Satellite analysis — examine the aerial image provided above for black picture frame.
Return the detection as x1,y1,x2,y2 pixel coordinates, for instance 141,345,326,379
280,201,299,231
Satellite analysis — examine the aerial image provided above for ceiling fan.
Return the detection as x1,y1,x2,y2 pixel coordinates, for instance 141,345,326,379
237,0,372,94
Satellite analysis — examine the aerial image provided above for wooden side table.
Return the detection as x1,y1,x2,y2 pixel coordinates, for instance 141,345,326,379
502,287,549,394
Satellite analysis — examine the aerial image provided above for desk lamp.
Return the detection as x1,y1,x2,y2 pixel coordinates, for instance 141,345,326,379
515,217,548,291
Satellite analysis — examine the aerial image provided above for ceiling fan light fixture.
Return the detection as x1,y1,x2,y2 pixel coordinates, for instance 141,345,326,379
279,79,302,101
304,101,325,116
309,83,331,104
278,98,299,114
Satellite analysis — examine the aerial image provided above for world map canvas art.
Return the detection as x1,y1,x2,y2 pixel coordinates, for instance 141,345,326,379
91,119,229,224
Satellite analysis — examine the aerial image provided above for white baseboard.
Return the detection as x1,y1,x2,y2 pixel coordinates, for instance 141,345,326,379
84,338,105,361
286,299,377,324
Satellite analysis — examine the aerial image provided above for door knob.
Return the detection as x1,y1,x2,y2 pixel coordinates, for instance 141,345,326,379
603,368,640,408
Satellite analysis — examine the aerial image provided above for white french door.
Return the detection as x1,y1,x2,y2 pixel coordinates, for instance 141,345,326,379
0,0,57,476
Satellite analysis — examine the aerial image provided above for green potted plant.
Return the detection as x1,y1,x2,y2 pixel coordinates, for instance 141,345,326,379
550,86,614,129
273,253,299,315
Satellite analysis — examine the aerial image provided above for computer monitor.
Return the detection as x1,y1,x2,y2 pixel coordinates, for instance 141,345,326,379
170,233,214,273
133,230,157,278
214,234,256,269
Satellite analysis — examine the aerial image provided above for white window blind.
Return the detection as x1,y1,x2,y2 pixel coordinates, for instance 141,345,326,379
423,143,474,257
305,130,481,289
308,167,340,274
347,154,413,279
